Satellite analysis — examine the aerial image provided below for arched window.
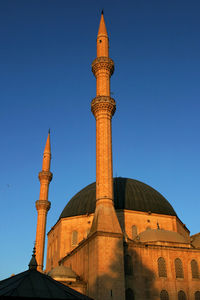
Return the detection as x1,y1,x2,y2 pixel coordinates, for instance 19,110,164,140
158,257,167,277
72,230,78,246
125,288,135,300
132,225,137,239
195,291,200,300
124,254,133,276
160,290,169,300
178,290,186,300
191,259,199,279
175,258,184,278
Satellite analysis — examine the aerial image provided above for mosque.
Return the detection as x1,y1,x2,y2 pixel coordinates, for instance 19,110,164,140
34,13,200,300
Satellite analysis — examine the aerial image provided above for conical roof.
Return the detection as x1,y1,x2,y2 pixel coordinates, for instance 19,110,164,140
97,11,108,37
0,269,92,299
44,131,51,154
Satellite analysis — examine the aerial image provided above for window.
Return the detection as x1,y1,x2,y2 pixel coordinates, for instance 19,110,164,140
125,288,135,300
178,290,186,300
160,290,169,300
132,225,137,238
191,259,199,279
175,258,184,278
195,291,200,300
72,230,78,246
124,255,133,275
158,257,167,277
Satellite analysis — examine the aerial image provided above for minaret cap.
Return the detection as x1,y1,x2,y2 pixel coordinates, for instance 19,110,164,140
98,11,108,36
44,130,51,154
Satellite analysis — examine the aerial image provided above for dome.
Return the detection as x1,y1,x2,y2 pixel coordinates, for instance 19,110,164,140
137,229,188,243
191,233,200,248
60,177,177,219
48,265,77,279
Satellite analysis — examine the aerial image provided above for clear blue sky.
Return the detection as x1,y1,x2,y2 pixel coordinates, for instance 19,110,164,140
0,0,200,279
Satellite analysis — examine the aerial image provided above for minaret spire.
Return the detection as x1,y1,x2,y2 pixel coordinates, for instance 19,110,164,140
42,131,51,171
35,131,53,271
90,13,122,235
97,11,109,59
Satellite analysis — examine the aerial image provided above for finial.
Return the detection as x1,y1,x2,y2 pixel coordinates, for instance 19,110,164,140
28,244,38,270
48,128,50,134
101,9,104,15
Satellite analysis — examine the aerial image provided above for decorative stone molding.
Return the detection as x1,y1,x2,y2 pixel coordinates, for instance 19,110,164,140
92,57,114,77
35,200,51,211
91,96,116,117
38,171,53,182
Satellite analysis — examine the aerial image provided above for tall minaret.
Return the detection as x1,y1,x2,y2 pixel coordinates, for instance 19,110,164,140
35,131,52,271
90,12,122,234
89,13,125,300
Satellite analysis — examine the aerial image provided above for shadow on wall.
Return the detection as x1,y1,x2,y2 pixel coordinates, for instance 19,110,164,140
125,244,158,299
92,238,158,300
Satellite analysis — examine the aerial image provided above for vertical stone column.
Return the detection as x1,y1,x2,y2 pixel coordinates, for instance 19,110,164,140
35,132,52,271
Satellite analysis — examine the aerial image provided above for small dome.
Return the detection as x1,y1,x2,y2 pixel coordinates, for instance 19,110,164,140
48,265,77,279
137,229,188,243
60,177,177,219
191,233,200,248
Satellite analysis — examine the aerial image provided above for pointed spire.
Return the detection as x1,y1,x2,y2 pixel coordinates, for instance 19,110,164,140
42,131,51,171
96,12,109,57
98,11,108,37
28,245,38,270
44,130,51,154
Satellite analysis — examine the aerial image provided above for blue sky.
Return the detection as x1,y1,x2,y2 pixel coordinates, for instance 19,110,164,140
0,0,200,279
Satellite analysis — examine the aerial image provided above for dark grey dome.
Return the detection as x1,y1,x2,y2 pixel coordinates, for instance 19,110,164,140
60,177,177,219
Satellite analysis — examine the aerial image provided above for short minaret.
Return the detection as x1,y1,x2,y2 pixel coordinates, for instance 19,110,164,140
35,131,52,271
90,12,122,235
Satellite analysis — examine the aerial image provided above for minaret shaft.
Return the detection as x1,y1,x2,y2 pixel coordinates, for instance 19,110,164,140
96,113,113,202
35,133,52,271
96,71,110,96
35,208,48,270
42,154,51,171
39,182,49,199
97,38,109,57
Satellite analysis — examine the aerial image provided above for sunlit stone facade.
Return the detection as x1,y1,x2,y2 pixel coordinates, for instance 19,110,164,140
36,13,200,300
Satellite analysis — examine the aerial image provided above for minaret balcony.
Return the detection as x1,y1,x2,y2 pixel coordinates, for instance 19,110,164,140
91,96,116,117
35,200,51,211
92,57,114,77
38,171,53,182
